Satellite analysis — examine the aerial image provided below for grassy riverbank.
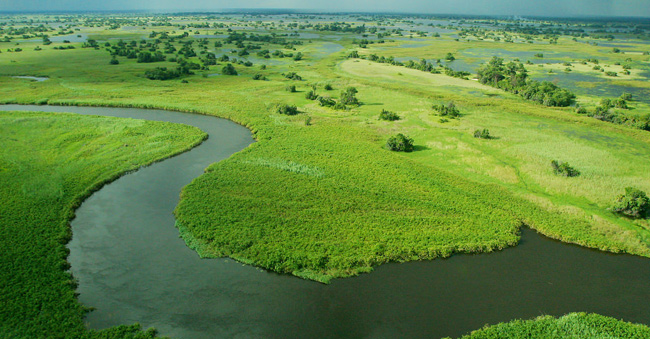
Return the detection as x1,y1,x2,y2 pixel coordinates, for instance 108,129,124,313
2,13,650,337
453,313,650,338
0,111,205,338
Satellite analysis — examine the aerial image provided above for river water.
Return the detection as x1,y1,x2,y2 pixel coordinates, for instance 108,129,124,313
2,105,649,339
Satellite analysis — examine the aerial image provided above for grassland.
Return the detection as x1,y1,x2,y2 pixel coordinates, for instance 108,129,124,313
0,111,205,338
452,313,650,339
1,13,650,337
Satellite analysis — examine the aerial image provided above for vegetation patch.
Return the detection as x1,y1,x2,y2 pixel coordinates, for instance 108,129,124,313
452,312,650,339
0,111,205,338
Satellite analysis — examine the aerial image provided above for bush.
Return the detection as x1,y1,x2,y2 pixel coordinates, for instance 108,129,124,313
386,133,414,152
252,73,266,80
283,72,302,80
318,96,336,107
286,85,296,93
324,84,333,90
379,109,400,121
473,129,491,139
276,104,298,115
612,187,649,218
305,90,318,100
109,57,119,65
433,102,460,118
340,87,360,106
222,63,237,75
551,160,580,177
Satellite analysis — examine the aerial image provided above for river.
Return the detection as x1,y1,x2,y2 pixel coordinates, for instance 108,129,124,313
2,105,649,339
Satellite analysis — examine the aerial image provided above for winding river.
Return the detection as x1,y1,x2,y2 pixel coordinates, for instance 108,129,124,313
3,105,650,339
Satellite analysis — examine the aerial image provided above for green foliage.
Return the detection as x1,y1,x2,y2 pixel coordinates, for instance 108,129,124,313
379,109,400,121
221,63,237,76
473,129,491,139
477,57,575,107
305,90,318,100
612,187,649,219
386,133,414,152
551,160,580,177
252,73,266,80
0,111,204,338
317,96,336,107
109,57,119,65
324,84,333,90
454,313,650,339
339,87,360,106
283,72,303,81
286,85,296,93
433,101,461,118
445,52,455,61
293,52,303,61
144,67,183,80
276,103,299,115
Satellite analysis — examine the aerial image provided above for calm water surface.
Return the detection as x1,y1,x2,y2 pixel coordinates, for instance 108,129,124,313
2,105,649,339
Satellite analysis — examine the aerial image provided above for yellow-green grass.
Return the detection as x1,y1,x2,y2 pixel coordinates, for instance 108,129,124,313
452,312,650,339
0,111,205,338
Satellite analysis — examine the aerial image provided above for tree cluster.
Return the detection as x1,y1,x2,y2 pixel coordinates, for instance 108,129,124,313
477,57,575,107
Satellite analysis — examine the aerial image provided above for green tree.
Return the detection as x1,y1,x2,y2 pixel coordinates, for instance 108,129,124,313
612,187,649,218
222,63,237,75
386,133,414,152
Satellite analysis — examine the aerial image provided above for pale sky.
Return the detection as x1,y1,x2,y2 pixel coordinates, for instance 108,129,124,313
1,0,649,18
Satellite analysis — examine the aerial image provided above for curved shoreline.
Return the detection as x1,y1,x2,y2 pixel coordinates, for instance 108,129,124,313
3,105,650,339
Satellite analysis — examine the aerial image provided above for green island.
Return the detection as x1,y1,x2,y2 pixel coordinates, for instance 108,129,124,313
1,7,650,339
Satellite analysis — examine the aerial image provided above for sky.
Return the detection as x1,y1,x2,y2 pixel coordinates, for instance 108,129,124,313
1,0,649,18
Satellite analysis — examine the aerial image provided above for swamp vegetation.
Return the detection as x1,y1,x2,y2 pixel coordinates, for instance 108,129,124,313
1,12,650,338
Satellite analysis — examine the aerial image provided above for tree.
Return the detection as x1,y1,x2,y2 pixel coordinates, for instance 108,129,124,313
222,63,237,75
340,87,359,106
386,133,414,152
612,187,649,218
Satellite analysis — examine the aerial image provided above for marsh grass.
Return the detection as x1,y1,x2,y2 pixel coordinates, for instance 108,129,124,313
0,111,205,338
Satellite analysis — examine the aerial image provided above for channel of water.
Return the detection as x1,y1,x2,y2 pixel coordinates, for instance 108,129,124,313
2,105,649,339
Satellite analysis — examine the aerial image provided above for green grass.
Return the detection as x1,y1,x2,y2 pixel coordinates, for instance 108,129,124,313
452,313,650,339
2,13,650,336
0,111,205,338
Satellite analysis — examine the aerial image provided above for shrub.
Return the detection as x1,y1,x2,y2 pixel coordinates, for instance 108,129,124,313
612,187,649,219
318,96,336,107
283,72,302,80
379,109,400,121
551,160,580,177
305,90,318,100
433,102,460,118
222,63,237,75
324,84,333,90
286,85,296,93
276,104,298,115
252,73,266,80
109,57,119,65
473,129,491,139
340,87,360,106
386,133,414,152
